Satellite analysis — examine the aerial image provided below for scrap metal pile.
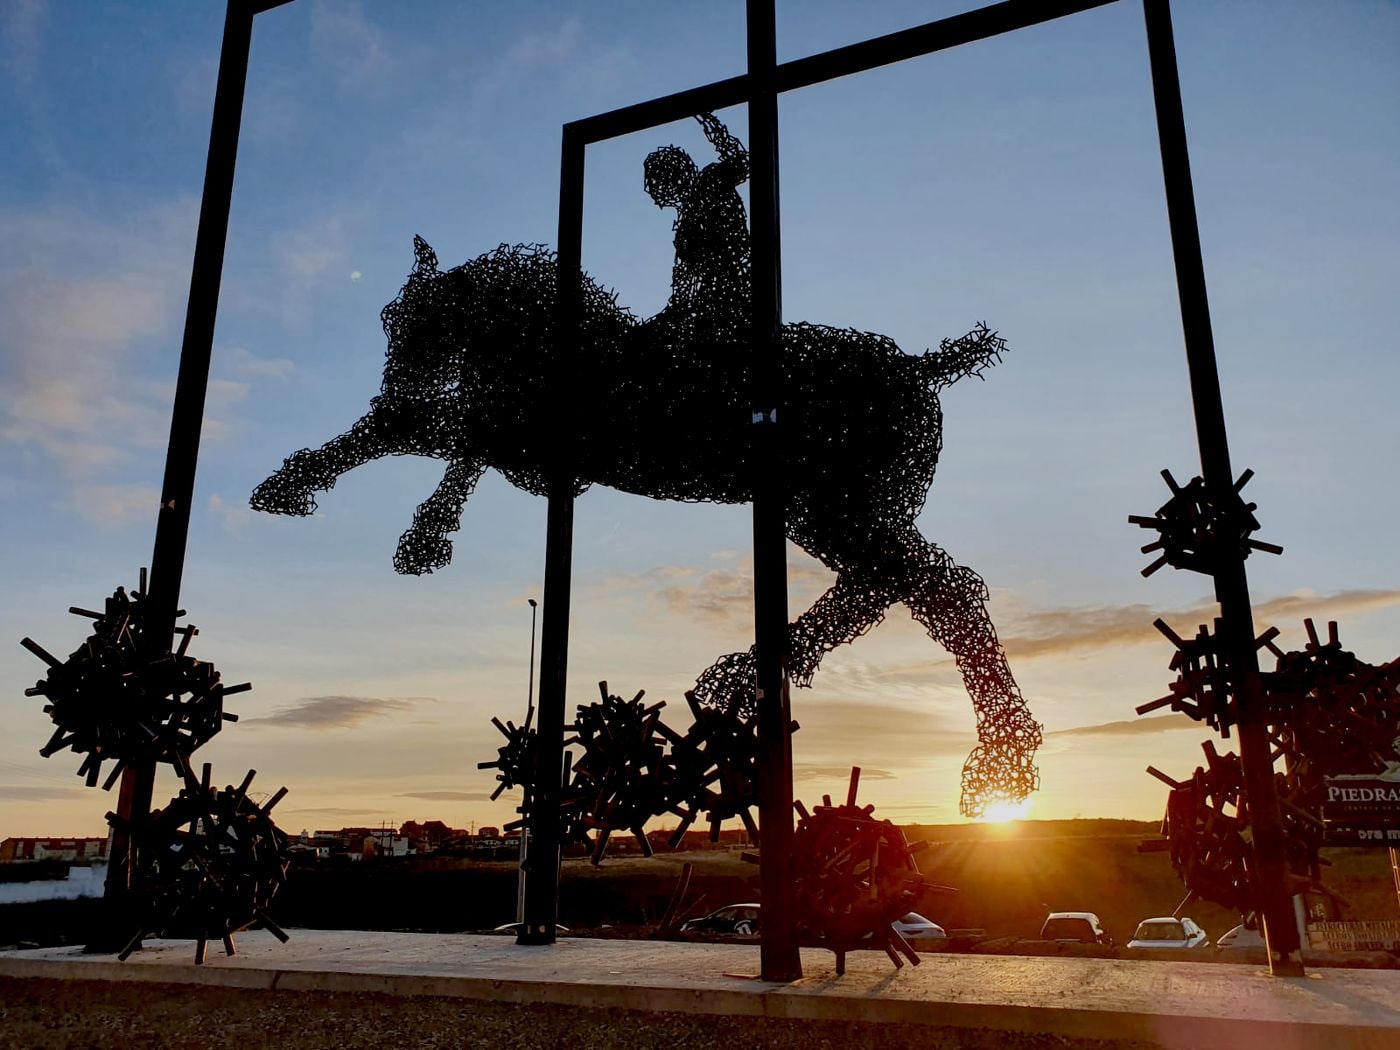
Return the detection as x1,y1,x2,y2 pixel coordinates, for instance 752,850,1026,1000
482,680,791,863
21,572,291,962
484,693,951,968
1141,614,1400,911
21,576,245,790
107,760,291,963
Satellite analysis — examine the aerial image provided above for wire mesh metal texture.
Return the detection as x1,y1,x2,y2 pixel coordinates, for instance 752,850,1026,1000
251,116,1041,816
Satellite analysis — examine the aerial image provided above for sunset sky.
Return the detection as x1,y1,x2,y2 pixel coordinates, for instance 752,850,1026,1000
2,1,1397,840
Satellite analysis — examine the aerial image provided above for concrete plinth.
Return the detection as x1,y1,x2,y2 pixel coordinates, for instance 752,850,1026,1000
3,930,1398,1048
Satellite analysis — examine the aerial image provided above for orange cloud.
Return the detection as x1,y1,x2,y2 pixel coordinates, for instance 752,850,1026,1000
1001,588,1400,660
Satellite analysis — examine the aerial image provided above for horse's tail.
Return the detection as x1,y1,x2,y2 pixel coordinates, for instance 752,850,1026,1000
917,322,1007,392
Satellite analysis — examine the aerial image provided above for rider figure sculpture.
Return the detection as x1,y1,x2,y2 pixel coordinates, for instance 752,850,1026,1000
643,113,750,340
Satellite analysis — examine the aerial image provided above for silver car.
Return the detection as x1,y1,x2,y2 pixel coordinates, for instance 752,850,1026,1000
1127,916,1208,949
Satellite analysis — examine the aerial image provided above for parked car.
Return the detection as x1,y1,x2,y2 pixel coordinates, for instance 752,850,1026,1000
493,922,569,934
1215,923,1266,950
681,903,760,935
682,904,947,942
891,912,947,940
1039,912,1113,946
1126,916,1208,949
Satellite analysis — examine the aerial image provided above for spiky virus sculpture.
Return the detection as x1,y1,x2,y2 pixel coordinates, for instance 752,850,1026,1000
22,572,291,962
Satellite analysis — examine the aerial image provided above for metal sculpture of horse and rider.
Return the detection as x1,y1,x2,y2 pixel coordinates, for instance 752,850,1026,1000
250,115,1042,818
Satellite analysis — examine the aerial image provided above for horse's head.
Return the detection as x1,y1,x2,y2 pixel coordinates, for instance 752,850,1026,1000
378,236,464,404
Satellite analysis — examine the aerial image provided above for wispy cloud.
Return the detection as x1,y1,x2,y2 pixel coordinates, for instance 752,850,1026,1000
0,784,84,802
794,765,895,782
310,1,390,86
0,200,312,493
245,694,428,729
814,588,1400,693
207,492,254,532
1,0,46,88
1045,714,1191,739
283,806,392,817
655,567,752,623
617,548,835,628
499,14,637,96
795,697,974,767
0,200,192,479
263,211,366,323
275,214,354,284
67,483,160,527
504,17,583,68
1001,588,1400,660
221,346,295,382
397,790,494,802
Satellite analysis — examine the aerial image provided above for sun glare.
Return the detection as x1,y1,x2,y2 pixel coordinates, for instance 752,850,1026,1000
979,798,1032,824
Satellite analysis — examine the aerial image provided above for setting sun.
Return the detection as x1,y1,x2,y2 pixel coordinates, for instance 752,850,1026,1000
978,798,1033,824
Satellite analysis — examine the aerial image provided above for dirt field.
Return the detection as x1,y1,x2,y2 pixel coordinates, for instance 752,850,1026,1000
3,819,1395,953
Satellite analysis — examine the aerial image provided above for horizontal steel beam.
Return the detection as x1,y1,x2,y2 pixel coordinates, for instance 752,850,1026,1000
567,0,1120,143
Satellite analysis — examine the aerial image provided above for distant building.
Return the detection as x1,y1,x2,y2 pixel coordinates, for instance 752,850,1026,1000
312,827,412,858
399,819,457,853
0,837,109,864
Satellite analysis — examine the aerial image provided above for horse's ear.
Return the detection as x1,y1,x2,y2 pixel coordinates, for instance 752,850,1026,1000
412,235,439,275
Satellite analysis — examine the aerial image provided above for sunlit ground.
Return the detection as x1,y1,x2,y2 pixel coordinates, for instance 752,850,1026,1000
977,798,1033,825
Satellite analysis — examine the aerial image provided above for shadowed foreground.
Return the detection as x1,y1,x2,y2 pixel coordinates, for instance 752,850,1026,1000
3,930,1398,1049
0,976,1145,1050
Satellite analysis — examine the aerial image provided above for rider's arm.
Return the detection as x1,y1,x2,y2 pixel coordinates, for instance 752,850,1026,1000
696,113,749,186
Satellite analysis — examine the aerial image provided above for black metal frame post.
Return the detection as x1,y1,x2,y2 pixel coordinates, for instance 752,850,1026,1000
1141,0,1302,975
96,0,293,952
518,127,586,945
746,0,802,982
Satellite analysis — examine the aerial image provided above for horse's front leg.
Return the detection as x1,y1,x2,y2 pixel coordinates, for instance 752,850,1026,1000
393,458,487,575
251,396,406,517
899,537,1042,817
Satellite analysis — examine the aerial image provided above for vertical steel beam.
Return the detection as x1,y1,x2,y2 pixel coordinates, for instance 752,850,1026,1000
1142,0,1303,976
96,0,260,951
519,126,586,945
747,0,802,982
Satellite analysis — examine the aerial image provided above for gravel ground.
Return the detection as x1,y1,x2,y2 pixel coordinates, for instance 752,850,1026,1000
0,977,1154,1049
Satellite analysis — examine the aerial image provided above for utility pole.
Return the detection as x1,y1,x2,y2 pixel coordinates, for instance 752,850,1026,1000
517,598,538,925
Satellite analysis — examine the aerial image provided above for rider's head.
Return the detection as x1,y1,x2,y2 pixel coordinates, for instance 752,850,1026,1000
644,145,696,210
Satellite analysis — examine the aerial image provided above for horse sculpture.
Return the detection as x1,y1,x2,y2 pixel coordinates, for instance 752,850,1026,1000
250,121,1041,817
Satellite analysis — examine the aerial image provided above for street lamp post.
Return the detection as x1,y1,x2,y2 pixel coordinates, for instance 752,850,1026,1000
516,598,538,924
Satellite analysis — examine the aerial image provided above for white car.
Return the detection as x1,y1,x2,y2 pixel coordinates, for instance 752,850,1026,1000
1039,911,1113,946
494,922,569,934
1126,916,1208,949
1215,923,1266,950
891,912,947,940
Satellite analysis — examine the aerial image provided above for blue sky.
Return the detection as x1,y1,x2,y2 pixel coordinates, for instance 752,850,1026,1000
2,1,1397,838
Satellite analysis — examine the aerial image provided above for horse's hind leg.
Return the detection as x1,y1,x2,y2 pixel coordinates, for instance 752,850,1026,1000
897,535,1042,817
689,572,896,716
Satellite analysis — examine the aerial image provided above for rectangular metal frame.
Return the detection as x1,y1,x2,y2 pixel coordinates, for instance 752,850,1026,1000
124,0,1303,980
524,0,1304,978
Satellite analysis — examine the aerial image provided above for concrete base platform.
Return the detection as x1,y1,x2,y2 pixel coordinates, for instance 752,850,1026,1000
3,930,1399,1048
